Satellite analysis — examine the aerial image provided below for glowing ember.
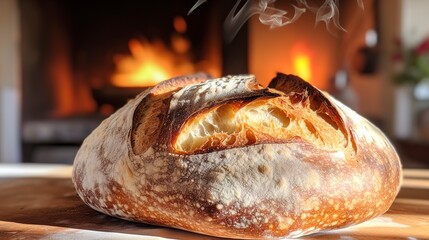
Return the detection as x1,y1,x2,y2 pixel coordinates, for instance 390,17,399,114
173,16,187,34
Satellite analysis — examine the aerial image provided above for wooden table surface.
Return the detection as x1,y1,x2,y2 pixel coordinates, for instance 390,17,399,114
0,164,428,240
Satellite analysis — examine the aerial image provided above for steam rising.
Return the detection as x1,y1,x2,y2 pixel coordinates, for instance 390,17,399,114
188,0,207,16
189,0,364,42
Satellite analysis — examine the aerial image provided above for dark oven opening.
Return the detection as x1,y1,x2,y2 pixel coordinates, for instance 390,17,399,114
20,0,248,163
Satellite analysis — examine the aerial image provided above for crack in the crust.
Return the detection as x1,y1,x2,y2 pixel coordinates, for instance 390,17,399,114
131,94,171,155
173,96,350,155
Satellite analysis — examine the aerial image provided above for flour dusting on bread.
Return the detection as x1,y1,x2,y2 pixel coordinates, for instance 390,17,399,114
73,73,401,239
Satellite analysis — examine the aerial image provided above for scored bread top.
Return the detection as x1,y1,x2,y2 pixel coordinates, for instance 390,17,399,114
131,73,356,158
73,72,401,239
131,73,212,155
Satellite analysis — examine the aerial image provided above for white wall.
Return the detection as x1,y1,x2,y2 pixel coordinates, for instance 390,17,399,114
0,0,21,163
401,0,429,48
377,0,402,135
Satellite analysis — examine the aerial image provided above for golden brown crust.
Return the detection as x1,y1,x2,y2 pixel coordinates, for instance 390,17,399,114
72,73,402,239
131,73,212,155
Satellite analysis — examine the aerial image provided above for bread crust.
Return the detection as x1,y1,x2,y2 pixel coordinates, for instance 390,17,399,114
72,73,401,239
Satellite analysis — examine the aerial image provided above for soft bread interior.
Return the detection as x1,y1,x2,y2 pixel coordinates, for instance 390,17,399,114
173,96,353,154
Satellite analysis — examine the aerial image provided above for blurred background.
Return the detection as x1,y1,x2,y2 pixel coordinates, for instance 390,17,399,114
0,0,428,167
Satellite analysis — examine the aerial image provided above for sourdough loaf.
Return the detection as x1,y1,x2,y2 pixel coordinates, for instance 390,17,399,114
72,73,402,239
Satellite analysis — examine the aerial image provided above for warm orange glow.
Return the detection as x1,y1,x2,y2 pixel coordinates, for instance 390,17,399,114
291,43,313,84
293,53,312,83
173,16,187,33
111,39,195,87
249,3,336,90
112,35,221,87
112,15,221,87
50,23,95,117
172,35,190,54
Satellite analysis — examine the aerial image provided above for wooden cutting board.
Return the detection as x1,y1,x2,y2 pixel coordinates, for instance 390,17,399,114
0,165,428,239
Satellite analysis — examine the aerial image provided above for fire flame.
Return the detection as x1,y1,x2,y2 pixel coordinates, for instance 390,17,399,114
292,43,313,83
293,53,312,83
111,16,221,87
111,38,195,87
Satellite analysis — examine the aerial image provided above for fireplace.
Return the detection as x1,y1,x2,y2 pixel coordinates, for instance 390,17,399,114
20,0,250,163
19,0,379,163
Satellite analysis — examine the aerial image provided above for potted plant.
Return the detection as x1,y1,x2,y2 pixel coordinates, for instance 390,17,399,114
392,36,429,85
392,36,429,139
